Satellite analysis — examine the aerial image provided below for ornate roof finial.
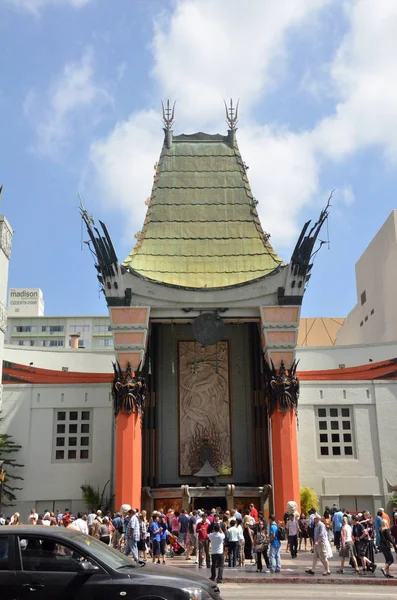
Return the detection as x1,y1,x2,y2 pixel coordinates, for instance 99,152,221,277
161,99,176,130
224,98,239,130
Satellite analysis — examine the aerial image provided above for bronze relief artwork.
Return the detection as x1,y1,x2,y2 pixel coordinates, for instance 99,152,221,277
179,341,232,476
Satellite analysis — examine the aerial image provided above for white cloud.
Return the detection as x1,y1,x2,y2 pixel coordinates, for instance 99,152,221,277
86,0,397,255
8,0,91,15
313,0,397,162
88,0,329,251
89,110,160,236
26,48,111,157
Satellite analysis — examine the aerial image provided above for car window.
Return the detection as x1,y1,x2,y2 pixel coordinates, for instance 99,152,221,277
19,536,89,573
0,536,10,571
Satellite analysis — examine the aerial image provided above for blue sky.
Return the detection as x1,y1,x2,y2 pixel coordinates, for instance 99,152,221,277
1,0,396,317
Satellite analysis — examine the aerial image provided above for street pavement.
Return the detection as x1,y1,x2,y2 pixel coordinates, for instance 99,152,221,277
169,543,397,586
219,583,397,599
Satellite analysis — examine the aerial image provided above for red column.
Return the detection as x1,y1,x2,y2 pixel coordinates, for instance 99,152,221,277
271,410,300,521
115,412,142,510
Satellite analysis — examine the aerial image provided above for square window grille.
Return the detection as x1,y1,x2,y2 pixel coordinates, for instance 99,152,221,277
53,409,92,463
316,407,355,459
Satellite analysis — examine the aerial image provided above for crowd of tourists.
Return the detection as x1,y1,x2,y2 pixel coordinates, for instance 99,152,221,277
1,502,396,581
298,504,397,579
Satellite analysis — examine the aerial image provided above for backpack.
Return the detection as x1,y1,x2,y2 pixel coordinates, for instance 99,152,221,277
277,525,286,541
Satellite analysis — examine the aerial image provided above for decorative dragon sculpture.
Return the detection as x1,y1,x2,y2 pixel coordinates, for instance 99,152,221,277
111,362,147,418
263,359,300,416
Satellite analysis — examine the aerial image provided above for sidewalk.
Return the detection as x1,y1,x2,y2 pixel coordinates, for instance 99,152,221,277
169,544,397,586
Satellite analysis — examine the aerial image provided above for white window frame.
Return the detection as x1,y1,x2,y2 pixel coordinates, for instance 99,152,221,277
53,409,92,463
316,406,356,459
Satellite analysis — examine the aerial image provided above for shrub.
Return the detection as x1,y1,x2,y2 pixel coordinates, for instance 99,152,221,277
300,487,319,516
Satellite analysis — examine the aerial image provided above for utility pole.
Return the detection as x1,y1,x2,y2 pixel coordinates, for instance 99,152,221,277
0,461,5,514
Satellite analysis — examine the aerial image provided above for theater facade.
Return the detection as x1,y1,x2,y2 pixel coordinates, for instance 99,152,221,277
81,103,329,518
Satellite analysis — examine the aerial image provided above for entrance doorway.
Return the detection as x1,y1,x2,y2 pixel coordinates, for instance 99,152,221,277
192,496,227,512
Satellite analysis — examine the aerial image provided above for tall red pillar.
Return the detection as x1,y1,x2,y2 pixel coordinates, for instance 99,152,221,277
115,412,142,510
271,409,300,521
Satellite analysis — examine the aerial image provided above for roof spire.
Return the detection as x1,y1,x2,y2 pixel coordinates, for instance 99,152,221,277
161,99,176,130
224,98,239,130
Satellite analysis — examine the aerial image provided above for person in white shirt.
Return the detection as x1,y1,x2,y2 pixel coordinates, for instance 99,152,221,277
87,511,97,535
73,513,89,535
286,514,299,558
209,524,225,583
227,520,240,567
337,516,359,574
28,508,38,525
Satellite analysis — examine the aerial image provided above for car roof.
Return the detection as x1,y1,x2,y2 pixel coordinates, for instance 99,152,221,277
0,526,82,537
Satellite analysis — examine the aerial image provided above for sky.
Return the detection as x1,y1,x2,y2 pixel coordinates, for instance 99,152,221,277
1,0,397,318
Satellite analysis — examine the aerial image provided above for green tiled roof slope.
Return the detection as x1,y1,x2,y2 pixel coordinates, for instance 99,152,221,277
123,131,284,288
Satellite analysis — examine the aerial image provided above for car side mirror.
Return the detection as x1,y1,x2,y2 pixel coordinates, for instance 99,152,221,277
77,561,100,575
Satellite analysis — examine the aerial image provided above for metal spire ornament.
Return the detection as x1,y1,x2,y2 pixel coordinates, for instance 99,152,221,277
161,99,176,129
224,98,239,130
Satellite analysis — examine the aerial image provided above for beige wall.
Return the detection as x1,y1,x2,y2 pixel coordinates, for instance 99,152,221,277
298,317,345,347
337,210,397,345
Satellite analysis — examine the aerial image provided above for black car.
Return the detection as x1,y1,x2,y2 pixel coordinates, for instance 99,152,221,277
0,526,223,600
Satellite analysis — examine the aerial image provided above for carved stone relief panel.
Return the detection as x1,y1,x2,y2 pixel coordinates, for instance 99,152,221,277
179,341,232,476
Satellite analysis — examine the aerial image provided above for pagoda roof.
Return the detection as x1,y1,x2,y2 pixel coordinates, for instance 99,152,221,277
122,131,284,289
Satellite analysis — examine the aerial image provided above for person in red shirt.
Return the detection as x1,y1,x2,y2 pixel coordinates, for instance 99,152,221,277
249,504,259,523
196,513,211,568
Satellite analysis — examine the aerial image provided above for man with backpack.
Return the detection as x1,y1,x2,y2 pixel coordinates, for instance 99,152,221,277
111,512,124,549
269,514,281,573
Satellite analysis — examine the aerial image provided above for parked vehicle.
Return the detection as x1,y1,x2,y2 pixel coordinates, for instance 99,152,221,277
0,526,222,600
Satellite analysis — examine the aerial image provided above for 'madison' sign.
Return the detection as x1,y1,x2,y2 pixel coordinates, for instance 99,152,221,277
10,290,38,298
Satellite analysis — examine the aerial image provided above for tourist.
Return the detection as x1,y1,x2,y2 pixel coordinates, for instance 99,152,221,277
125,509,140,561
196,513,211,568
286,513,299,558
178,509,189,546
351,515,376,574
185,509,198,560
268,514,281,573
249,503,258,523
390,514,397,543
253,517,269,572
337,516,360,575
159,514,168,564
209,523,225,584
243,513,254,564
90,512,102,540
99,516,111,545
150,514,161,564
27,508,38,526
305,513,330,576
73,512,89,535
111,512,124,549
298,513,308,551
171,510,180,539
42,512,51,526
137,514,147,561
226,519,240,568
307,508,316,551
379,519,395,578
234,517,244,566
86,509,97,535
332,506,344,551
361,510,376,568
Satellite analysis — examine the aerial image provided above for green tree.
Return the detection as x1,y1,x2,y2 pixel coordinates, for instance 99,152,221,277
300,486,319,516
80,480,113,513
0,416,24,508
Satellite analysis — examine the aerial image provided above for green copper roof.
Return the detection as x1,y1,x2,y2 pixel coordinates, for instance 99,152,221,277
123,131,284,288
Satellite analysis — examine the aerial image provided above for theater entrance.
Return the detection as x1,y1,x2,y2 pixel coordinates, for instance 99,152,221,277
192,496,227,512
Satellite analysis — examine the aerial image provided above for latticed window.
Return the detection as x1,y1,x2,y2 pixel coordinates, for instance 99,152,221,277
316,407,355,458
53,409,91,462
